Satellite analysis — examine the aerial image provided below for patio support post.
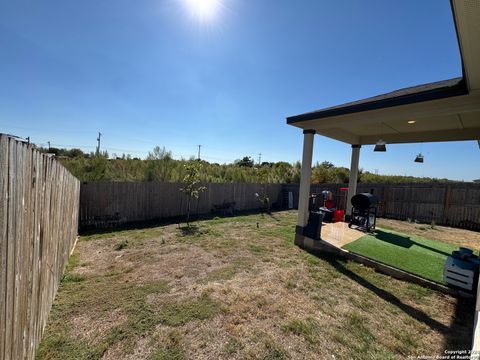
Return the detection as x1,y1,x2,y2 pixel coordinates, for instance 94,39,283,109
346,144,361,219
296,129,315,238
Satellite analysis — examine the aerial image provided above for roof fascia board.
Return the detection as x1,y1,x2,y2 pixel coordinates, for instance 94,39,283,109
287,80,468,124
290,91,480,131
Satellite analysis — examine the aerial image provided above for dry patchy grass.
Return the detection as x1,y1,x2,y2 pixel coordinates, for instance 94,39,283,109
377,218,480,250
38,212,474,359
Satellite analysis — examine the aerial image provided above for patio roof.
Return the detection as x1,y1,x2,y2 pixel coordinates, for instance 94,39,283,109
286,0,480,145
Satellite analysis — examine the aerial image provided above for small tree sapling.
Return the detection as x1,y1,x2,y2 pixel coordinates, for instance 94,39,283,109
255,186,270,214
180,162,207,226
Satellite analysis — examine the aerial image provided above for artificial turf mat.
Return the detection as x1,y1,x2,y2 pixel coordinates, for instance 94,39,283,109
342,228,461,284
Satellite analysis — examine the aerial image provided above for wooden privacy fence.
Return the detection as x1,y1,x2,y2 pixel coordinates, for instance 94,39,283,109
283,182,480,231
81,181,480,231
80,181,283,229
0,134,80,360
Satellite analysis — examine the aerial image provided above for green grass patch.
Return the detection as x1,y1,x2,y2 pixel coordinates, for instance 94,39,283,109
346,312,375,345
204,213,270,226
224,337,243,355
282,318,321,344
285,279,297,290
149,330,185,360
61,253,85,283
262,337,289,360
158,293,221,326
205,216,250,226
62,273,86,283
64,253,80,273
36,333,112,360
81,227,163,242
38,279,171,358
203,266,238,283
342,228,459,284
257,226,295,248
329,311,377,359
114,239,129,251
249,243,267,254
393,330,420,355
149,347,184,360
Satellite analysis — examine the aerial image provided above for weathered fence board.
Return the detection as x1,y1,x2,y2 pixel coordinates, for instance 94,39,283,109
282,182,480,231
0,134,80,360
80,181,283,229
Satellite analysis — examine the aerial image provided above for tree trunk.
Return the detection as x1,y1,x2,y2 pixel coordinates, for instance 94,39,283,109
186,197,191,226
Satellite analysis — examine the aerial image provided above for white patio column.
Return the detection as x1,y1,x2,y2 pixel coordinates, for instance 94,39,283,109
346,144,361,218
296,129,315,234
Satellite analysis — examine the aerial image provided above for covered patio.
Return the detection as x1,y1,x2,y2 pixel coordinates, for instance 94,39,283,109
286,0,479,250
286,0,480,348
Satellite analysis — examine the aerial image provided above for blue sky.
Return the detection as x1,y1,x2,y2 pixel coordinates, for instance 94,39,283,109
0,0,477,180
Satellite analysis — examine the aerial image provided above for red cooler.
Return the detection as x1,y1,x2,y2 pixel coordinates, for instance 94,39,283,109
334,210,345,223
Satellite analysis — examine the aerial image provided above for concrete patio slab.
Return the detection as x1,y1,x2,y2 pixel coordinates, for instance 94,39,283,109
320,221,364,248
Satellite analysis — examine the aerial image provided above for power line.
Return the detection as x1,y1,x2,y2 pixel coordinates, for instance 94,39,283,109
16,133,242,163
49,143,145,155
1,123,250,160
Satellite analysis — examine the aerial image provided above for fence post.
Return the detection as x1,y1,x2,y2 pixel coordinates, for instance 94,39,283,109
442,184,452,226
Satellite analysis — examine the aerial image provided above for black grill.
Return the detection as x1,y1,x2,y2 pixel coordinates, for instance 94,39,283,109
348,191,379,232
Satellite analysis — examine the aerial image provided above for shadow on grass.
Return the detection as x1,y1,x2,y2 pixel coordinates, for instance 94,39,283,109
373,229,452,257
79,208,287,236
178,225,200,236
264,212,281,222
305,248,474,351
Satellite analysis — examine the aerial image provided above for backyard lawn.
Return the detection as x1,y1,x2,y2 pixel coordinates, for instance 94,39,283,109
38,211,474,360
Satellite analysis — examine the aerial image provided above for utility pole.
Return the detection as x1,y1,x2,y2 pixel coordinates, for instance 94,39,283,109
197,145,202,160
258,153,262,165
96,132,102,155
48,141,51,152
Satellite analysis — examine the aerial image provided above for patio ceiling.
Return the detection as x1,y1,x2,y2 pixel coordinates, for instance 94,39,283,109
286,0,480,145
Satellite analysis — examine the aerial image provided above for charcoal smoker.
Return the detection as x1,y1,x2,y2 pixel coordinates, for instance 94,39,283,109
348,191,379,232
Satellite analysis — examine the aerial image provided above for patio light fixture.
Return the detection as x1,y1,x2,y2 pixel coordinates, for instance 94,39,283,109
414,154,424,163
374,139,386,152
374,122,387,152
414,142,424,163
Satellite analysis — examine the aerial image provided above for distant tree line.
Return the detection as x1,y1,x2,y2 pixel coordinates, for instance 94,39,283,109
36,145,453,184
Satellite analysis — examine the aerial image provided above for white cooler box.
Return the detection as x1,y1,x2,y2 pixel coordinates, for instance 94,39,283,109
443,248,480,292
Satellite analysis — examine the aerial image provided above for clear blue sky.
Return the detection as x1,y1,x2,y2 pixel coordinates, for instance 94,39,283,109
1,0,478,180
